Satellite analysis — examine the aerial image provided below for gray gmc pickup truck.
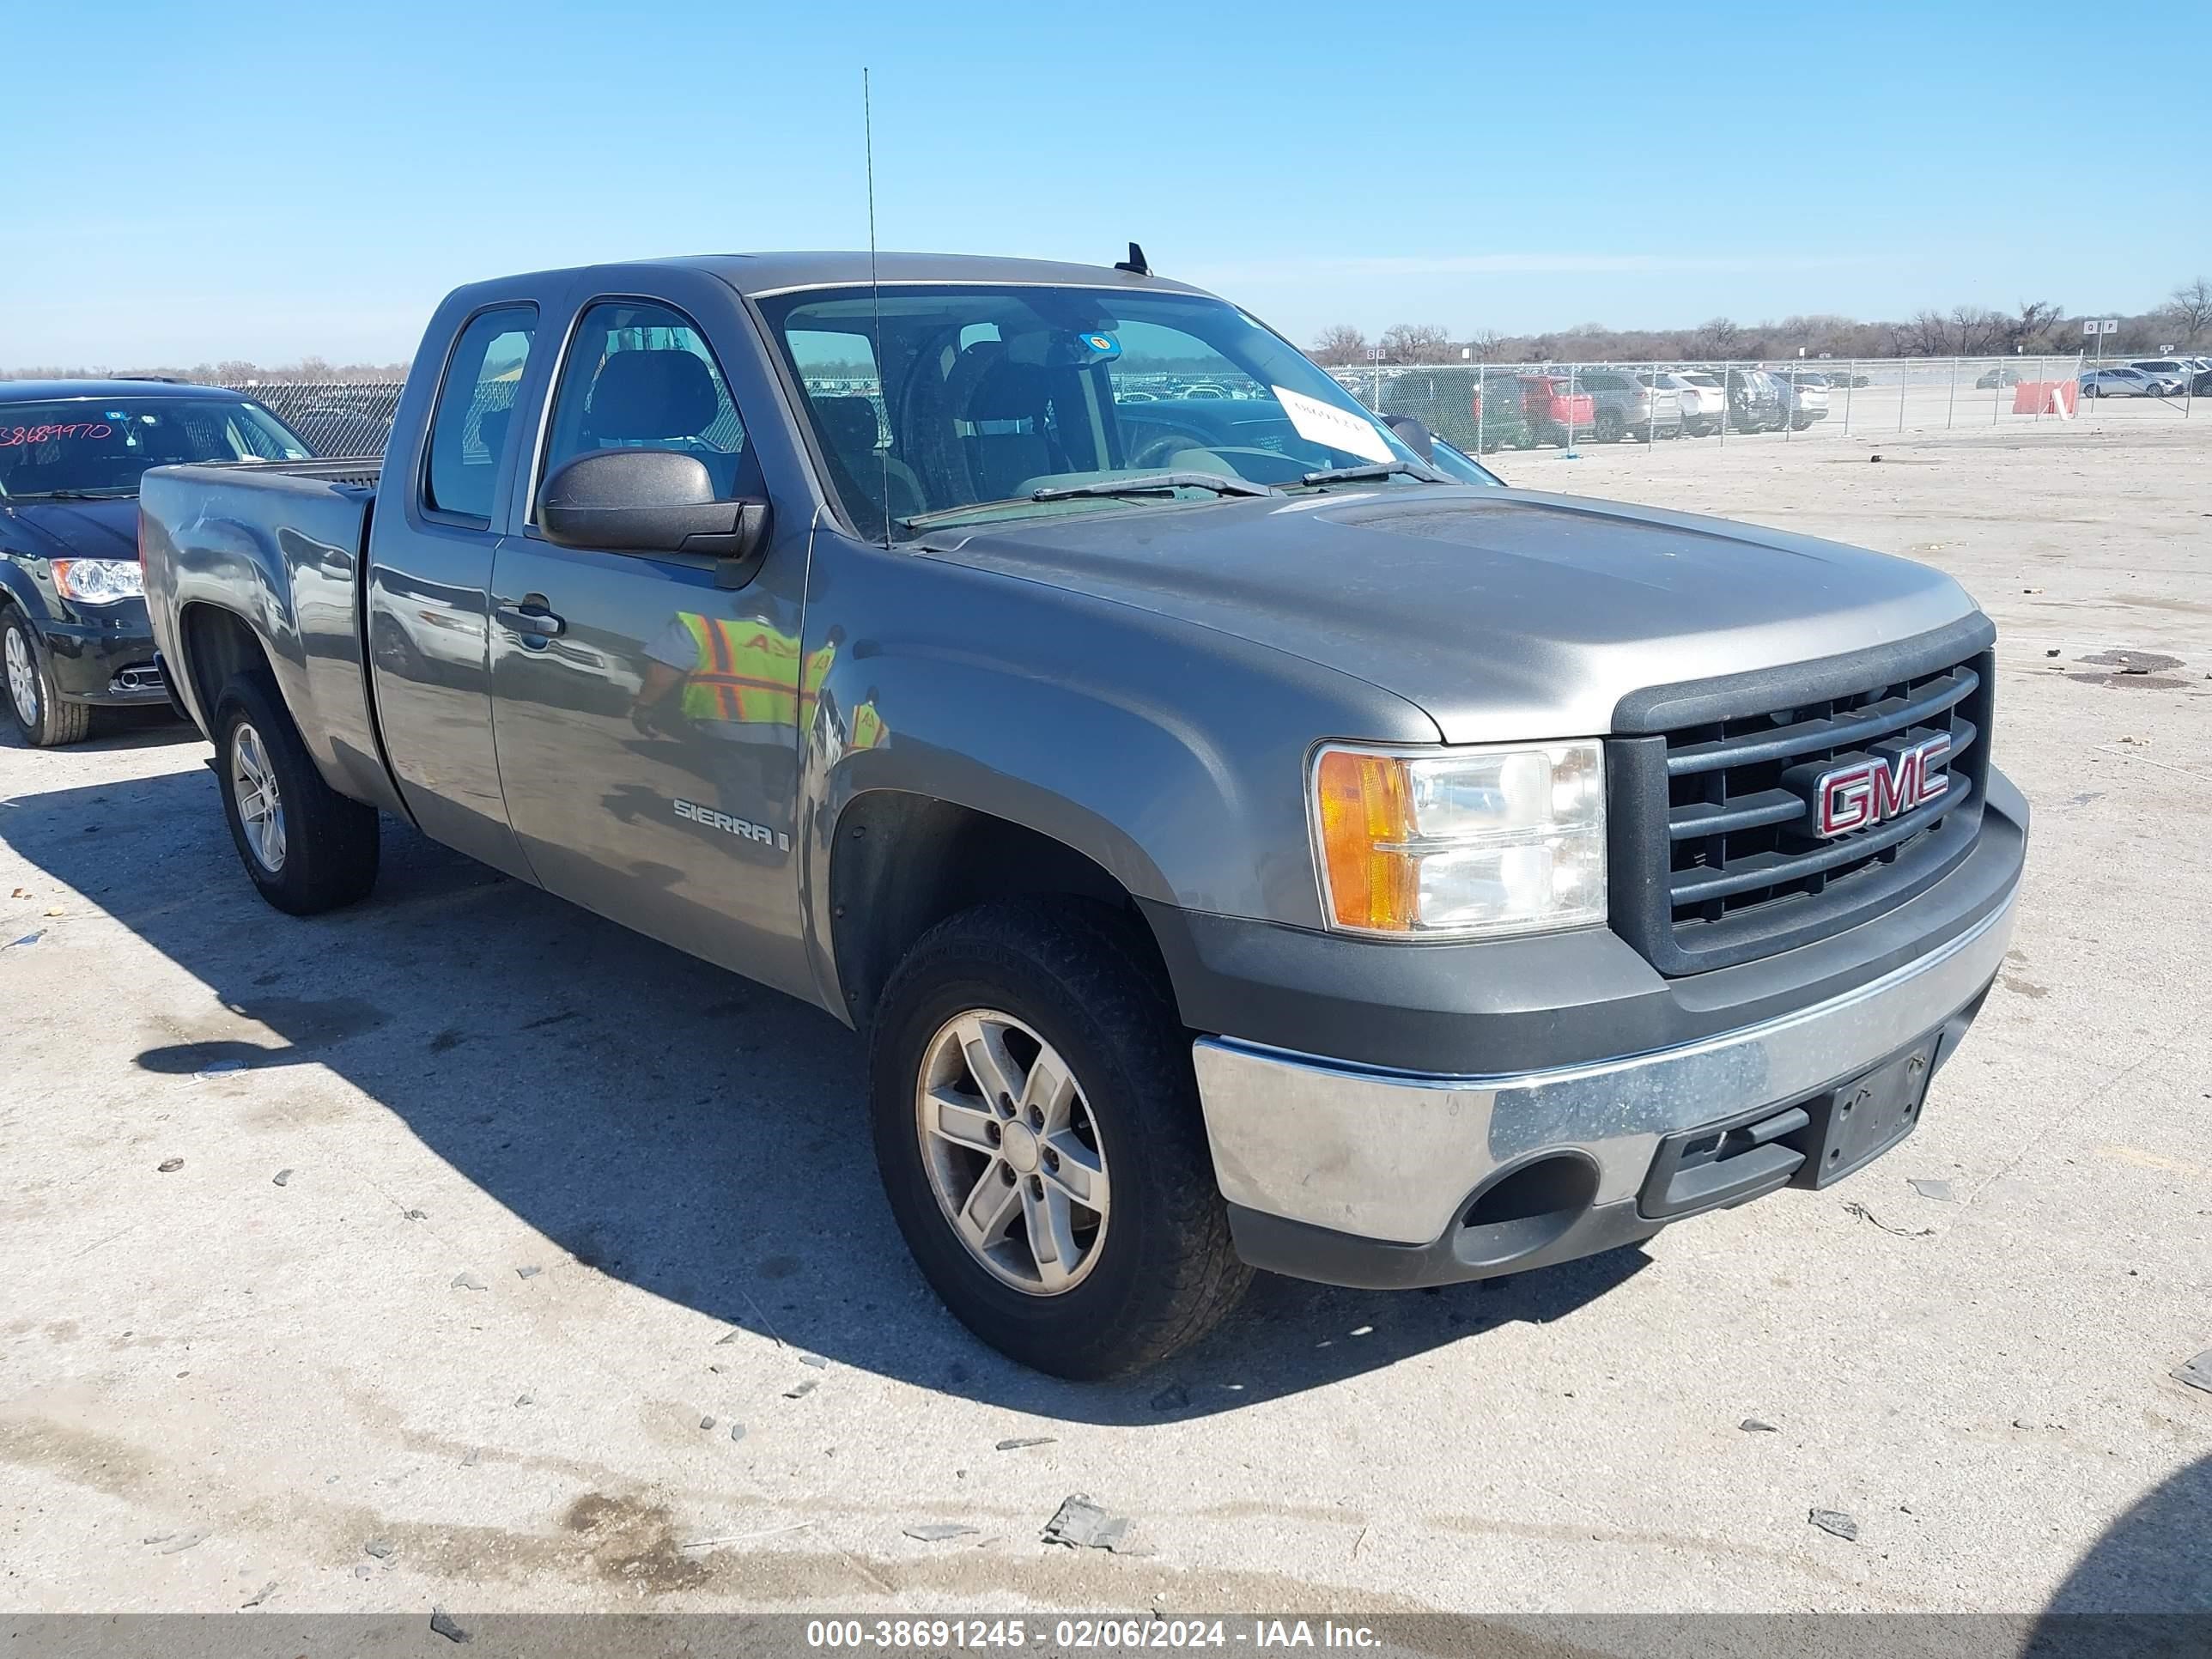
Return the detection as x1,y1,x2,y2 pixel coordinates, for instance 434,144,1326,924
140,252,2027,1377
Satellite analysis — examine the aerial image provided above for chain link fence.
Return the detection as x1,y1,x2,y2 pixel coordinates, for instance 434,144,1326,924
1332,355,2203,455
223,353,2203,469
222,381,404,459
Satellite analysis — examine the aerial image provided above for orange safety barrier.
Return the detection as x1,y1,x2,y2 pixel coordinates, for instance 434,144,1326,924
2012,380,2078,416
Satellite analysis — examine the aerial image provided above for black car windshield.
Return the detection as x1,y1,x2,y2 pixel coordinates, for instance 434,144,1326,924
756,284,1432,538
0,397,308,501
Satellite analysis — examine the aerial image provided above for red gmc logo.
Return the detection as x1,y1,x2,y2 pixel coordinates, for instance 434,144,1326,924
1808,733,1952,837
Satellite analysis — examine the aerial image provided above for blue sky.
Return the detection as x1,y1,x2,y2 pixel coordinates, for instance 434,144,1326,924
9,0,2208,365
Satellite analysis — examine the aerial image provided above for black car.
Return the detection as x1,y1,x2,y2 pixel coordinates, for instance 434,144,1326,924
1720,368,1786,433
1,380,310,745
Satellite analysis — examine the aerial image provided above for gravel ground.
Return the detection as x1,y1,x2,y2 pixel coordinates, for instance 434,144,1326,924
2,415,2207,1620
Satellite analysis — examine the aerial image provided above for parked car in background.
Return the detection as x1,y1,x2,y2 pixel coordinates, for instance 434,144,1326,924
1974,366,2024,389
1722,368,1786,432
0,379,311,745
1771,371,1832,430
1378,368,1531,453
2078,367,2163,398
1517,373,1597,446
1575,368,1681,441
1642,372,1723,436
2123,361,2190,396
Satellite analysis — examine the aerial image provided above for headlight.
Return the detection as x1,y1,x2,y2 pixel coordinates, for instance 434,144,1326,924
52,558,145,605
1310,741,1606,938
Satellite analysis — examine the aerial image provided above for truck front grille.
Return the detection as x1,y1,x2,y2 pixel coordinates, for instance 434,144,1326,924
1608,620,1995,975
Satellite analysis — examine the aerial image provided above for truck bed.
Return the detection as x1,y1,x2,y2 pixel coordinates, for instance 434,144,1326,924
139,457,404,817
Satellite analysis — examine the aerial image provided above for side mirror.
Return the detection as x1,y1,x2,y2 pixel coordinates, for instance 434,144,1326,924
539,449,769,579
1382,414,1436,462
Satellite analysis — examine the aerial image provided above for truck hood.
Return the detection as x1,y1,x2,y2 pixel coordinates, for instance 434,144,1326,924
0,496,140,562
924,486,1980,743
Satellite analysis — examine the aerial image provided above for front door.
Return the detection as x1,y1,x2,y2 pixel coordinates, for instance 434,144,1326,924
486,290,817,1000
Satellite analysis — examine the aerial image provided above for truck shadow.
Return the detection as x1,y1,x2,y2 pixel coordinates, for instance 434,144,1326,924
2027,1454,2211,1646
3,762,1646,1424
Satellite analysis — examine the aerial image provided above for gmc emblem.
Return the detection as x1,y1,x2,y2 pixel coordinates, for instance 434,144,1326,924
1802,733,1951,838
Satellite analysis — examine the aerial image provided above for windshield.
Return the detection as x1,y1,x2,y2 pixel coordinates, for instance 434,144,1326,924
0,396,309,501
1421,436,1505,486
757,284,1430,538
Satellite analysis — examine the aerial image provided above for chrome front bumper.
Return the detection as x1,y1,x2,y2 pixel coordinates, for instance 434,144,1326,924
1191,885,2019,1247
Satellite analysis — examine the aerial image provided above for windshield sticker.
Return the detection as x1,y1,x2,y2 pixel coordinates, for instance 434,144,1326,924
1,422,116,447
1270,386,1393,465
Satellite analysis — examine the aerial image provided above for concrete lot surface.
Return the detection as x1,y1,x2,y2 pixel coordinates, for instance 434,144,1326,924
2,416,2208,1620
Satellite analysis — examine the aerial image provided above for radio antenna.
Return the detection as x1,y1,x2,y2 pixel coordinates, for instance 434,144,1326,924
864,67,890,548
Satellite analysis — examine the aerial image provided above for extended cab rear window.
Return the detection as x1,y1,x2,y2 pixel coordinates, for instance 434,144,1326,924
424,306,537,522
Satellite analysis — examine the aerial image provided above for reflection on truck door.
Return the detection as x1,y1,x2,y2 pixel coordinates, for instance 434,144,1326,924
486,294,815,1000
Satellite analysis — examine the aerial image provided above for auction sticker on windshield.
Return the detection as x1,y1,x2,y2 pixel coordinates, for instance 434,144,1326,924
1271,385,1394,465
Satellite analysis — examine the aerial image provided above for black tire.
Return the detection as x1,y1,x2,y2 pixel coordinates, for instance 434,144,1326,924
869,899,1250,1379
3,612,94,747
212,671,379,915
1594,410,1626,442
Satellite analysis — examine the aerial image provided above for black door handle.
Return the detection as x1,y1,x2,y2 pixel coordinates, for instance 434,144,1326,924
495,601,566,641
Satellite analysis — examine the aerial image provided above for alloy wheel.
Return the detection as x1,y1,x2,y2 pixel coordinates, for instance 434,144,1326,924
230,721,286,873
915,1009,1111,1296
5,628,39,727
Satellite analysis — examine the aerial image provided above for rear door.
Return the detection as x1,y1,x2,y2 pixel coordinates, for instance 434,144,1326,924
485,270,821,1000
366,285,564,876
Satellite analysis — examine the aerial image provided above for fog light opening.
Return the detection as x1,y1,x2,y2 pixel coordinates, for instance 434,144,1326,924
1454,1152,1601,1271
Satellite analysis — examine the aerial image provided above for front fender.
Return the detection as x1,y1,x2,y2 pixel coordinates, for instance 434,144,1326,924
793,533,1438,1008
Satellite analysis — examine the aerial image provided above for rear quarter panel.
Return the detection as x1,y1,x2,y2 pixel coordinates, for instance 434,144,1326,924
141,463,404,815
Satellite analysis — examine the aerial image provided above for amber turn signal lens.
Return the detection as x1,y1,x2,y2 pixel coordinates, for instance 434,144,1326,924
1313,748,1418,931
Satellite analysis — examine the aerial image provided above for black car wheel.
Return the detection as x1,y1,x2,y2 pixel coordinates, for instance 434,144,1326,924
2,612,93,747
1594,410,1626,442
870,899,1249,1378
212,671,380,914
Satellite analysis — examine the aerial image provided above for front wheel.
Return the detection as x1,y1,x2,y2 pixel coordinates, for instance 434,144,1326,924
3,614,93,747
214,672,380,915
869,900,1249,1378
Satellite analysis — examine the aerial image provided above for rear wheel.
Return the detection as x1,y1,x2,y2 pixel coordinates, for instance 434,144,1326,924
213,672,379,915
3,614,94,748
869,900,1249,1378
1594,410,1626,442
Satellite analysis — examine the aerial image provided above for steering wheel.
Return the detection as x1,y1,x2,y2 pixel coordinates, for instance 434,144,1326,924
1126,428,1218,470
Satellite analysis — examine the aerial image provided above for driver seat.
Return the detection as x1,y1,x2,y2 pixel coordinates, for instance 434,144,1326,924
945,343,1058,500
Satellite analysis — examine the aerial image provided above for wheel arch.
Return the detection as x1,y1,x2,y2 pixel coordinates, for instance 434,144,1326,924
823,789,1171,1030
177,601,276,730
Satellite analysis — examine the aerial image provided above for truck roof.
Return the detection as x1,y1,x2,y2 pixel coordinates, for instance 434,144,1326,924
0,378,263,402
500,251,1213,301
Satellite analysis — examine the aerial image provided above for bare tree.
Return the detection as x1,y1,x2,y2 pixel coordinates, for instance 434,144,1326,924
1948,306,2011,356
1311,325,1370,367
1378,323,1452,363
1991,299,2065,354
1888,311,1953,357
2164,276,2212,343
1465,329,1505,362
1693,317,1742,358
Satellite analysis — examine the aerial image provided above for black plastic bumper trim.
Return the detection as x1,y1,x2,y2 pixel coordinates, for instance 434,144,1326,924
1228,1196,1662,1291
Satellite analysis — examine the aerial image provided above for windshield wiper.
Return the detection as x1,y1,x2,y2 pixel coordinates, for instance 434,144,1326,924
1030,471,1277,503
1296,460,1449,488
9,488,137,501
898,471,1275,535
